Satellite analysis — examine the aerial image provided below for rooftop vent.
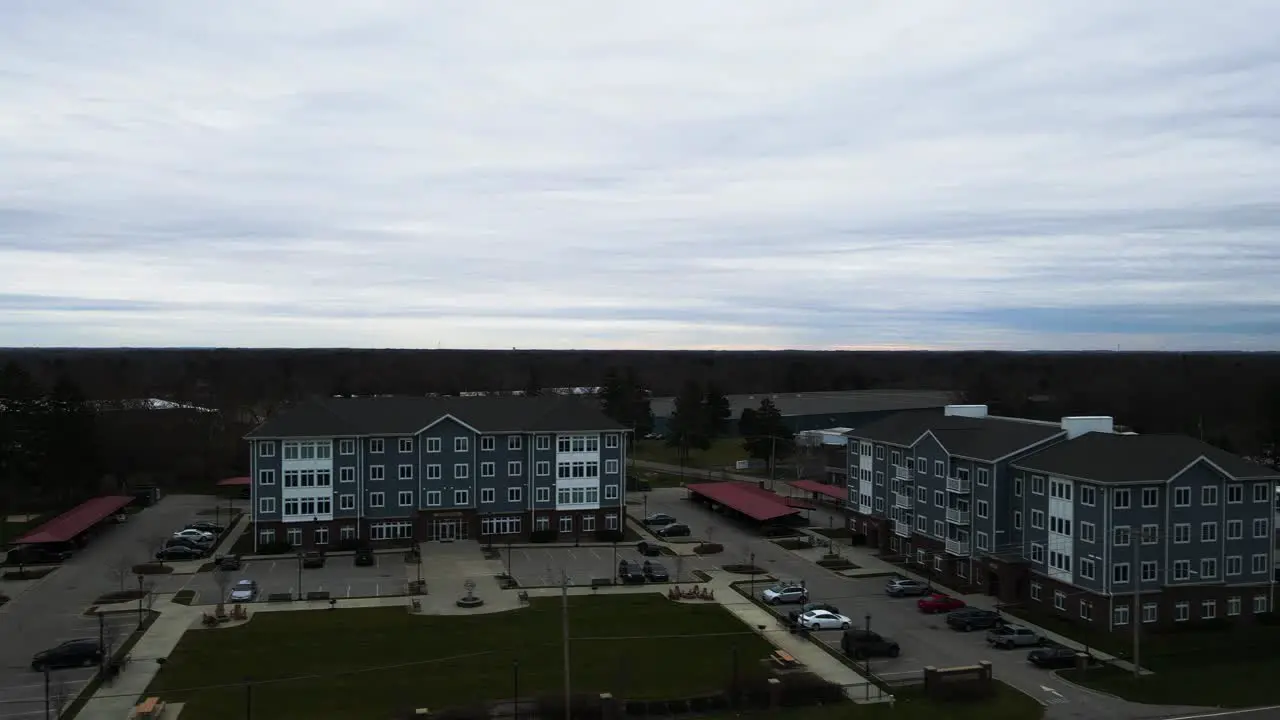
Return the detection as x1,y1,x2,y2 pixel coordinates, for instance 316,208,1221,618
944,404,988,419
1061,416,1114,439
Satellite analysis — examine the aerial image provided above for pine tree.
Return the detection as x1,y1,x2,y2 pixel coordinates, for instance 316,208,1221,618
665,379,710,464
740,398,793,472
703,383,731,440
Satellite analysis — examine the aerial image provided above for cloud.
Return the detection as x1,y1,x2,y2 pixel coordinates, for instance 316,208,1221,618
2,0,1280,350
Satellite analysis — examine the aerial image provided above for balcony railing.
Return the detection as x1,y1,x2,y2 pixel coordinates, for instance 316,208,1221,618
946,476,972,493
893,465,913,481
893,519,912,537
946,508,971,524
893,491,912,509
945,538,970,555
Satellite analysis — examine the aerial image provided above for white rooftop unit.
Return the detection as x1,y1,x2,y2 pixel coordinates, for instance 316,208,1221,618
1061,416,1115,439
944,404,988,419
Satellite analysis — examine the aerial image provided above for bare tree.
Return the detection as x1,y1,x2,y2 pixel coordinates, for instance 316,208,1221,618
142,534,168,566
102,620,121,656
144,581,158,612
50,678,71,717
107,554,135,592
212,568,232,612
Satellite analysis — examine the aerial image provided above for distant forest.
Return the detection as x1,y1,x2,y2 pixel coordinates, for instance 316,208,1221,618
1,349,1278,513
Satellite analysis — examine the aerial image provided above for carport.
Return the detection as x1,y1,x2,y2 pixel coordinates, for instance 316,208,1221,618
217,475,251,499
13,494,134,549
789,479,846,503
685,482,801,524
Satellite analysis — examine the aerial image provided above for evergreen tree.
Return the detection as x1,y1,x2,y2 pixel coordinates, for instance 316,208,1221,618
523,366,542,397
597,368,626,419
43,374,100,504
740,398,793,473
0,362,46,536
622,368,654,437
665,379,710,463
703,383,731,440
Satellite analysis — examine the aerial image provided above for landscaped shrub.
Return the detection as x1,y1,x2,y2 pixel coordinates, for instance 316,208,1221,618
94,589,146,604
722,564,766,574
694,542,724,555
773,537,813,550
257,540,295,555
594,529,624,542
335,537,365,552
529,529,556,544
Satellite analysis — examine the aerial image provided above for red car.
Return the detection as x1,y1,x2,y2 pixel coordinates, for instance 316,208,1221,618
917,593,966,614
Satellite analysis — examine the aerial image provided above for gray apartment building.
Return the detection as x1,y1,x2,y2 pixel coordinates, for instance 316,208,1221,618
846,404,1280,631
245,395,629,551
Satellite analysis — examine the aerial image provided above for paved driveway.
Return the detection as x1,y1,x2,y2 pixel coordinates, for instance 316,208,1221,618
0,612,138,720
183,553,408,603
506,545,717,587
0,494,218,719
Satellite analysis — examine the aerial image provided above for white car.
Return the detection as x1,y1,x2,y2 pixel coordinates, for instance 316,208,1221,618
798,610,853,630
761,584,809,605
172,529,214,542
228,580,258,602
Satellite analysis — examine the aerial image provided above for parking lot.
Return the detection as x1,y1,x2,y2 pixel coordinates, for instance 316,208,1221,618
183,553,409,603
505,545,718,587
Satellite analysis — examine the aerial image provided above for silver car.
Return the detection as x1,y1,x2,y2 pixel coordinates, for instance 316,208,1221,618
885,578,929,597
987,624,1042,649
228,580,258,602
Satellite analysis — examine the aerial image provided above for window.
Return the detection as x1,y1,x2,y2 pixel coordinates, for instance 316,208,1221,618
1054,591,1066,611
508,461,523,476
1228,484,1244,504
916,515,927,531
454,463,469,479
1113,489,1131,509
480,436,496,452
536,435,551,451
1254,518,1269,538
606,514,619,530
1142,487,1158,508
369,492,385,508
1173,602,1191,622
481,462,495,478
1031,510,1044,529
873,445,884,460
934,460,946,478
1080,485,1096,506
1080,558,1096,580
1013,511,1022,530
916,457,927,474
454,437,468,453
1256,595,1270,613
1174,487,1191,507
339,439,354,455
1114,604,1130,625
339,494,355,510
933,520,944,537
480,488,496,503
398,490,414,507
1228,597,1242,616
426,491,441,506
891,450,902,466
369,521,414,541
426,438,441,453
259,442,275,457
605,459,619,474
371,438,385,454
559,516,573,532
340,525,356,540
1051,480,1072,501
1031,543,1045,563
604,434,618,449
917,486,928,503
957,562,968,579
1032,475,1045,495
1226,555,1243,575
1142,524,1159,544
875,497,885,512
1253,554,1268,573
976,500,989,519
1202,486,1218,506
259,469,276,485
1141,561,1157,582
1080,521,1096,543
557,435,600,453
1048,549,1071,574
481,516,522,535
1079,601,1093,621
398,437,413,453
287,528,302,547
259,497,276,513
427,464,441,480
1113,562,1130,584
1201,522,1217,542
1114,526,1131,546
1030,582,1042,600
454,489,469,505
536,487,551,503
976,467,990,486
508,487,523,503
1173,523,1190,543
875,471,884,486
934,490,945,508
399,464,414,480
339,467,355,483
604,485,619,500
1255,483,1270,502
536,461,550,476
1198,557,1217,579
1014,478,1023,496
933,556,943,572
510,435,524,451
1173,559,1191,580
1143,603,1158,623
284,499,298,515
369,465,385,482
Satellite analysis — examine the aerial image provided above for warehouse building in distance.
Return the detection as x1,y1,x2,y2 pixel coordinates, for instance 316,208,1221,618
650,389,956,437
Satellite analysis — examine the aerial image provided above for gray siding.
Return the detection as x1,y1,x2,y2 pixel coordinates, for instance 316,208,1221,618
362,435,416,518
1226,477,1274,586
871,442,890,515
1021,468,1049,576
255,440,282,521
419,418,476,511
912,434,948,543
601,431,626,509
530,434,557,510
477,433,527,513
1106,482,1164,593
991,460,1016,551
333,437,359,519
1164,461,1262,587
1071,481,1106,594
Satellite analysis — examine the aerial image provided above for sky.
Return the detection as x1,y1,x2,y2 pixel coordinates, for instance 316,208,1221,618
2,1,1279,351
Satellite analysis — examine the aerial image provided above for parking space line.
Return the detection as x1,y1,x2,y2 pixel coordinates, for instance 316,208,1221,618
375,583,380,596
269,562,277,572
345,586,351,598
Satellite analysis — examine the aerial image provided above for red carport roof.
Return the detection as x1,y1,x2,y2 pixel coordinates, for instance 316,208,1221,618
217,476,251,487
790,480,846,501
15,495,133,544
686,482,800,522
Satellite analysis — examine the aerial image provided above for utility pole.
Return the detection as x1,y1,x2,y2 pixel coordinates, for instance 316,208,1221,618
768,436,777,490
43,667,50,720
562,570,571,720
98,612,106,674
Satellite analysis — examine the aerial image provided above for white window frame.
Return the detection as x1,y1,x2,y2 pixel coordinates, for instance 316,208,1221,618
1227,484,1243,504
1030,582,1042,601
426,491,442,506
1253,553,1268,573
369,465,385,482
537,435,551,451
604,485,619,500
1114,526,1131,546
480,488,496,504
1030,542,1045,564
1113,489,1131,509
1080,485,1096,506
480,462,495,478
1054,591,1066,610
1174,601,1190,622
1174,486,1191,507
480,436,496,452
1202,485,1218,506
454,463,469,480
339,494,355,510
259,497,276,513
426,437,442,453
976,500,990,519
1255,595,1269,613
508,487,522,503
1032,475,1045,495
339,467,355,483
1173,523,1190,544
1079,601,1092,621
1013,511,1022,530
1201,522,1217,543
454,489,470,505
559,516,573,532
605,459,619,475
1255,482,1269,503
1080,521,1095,543
933,460,945,478
1031,509,1044,529
1114,605,1130,626
369,492,385,508
1141,524,1159,544
536,487,551,503
1080,558,1096,580
1112,562,1130,584
259,442,275,457
259,469,276,485
1200,557,1217,579
398,490,414,507
509,435,524,451
934,490,945,508
1228,596,1242,616
427,464,441,480
1141,487,1158,508
1143,602,1158,623
339,439,355,455
370,438,385,454
1173,559,1191,581
454,437,469,453
1254,518,1269,539
605,514,619,530
605,433,619,449
399,437,413,454
1014,477,1023,496
399,464,414,481
508,460,523,476
1226,555,1242,576
536,461,550,477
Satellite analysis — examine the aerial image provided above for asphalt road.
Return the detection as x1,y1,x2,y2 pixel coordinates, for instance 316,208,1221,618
0,494,218,720
506,544,717,587
183,552,409,603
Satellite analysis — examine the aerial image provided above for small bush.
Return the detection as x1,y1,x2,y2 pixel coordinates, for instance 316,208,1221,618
172,590,196,606
95,589,146,604
773,538,813,550
334,537,366,552
1,567,55,581
694,542,724,555
257,540,295,555
817,558,857,570
594,529,624,542
529,529,556,544
132,563,175,575
722,564,766,574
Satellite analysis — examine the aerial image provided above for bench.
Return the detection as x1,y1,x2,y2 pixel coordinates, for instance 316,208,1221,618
306,591,330,601
517,590,529,603
770,650,797,668
132,696,165,719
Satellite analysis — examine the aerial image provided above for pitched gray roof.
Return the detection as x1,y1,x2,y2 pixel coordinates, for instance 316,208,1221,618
844,409,948,446
846,410,1065,461
1012,433,1280,484
246,395,627,438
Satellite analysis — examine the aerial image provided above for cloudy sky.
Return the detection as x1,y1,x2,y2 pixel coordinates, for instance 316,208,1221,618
2,1,1279,350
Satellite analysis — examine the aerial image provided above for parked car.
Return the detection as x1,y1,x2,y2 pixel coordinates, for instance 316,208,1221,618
636,541,662,557
885,578,930,597
31,639,102,671
228,579,259,602
761,584,808,605
788,602,840,623
215,554,243,571
156,546,205,561
354,547,375,566
841,628,901,659
186,521,225,534
164,537,209,552
642,560,669,581
918,593,966,614
301,551,325,568
988,625,1042,649
643,513,677,527
1027,644,1094,669
798,610,852,630
4,546,72,565
617,560,646,584
655,523,691,538
172,528,215,542
946,608,1004,631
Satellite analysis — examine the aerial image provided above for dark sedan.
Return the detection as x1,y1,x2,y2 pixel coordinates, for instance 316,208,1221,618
643,513,677,527
642,560,669,581
1028,645,1096,669
655,523,691,538
618,560,646,584
156,545,205,561
636,541,662,557
32,640,102,671
301,551,325,568
945,608,1004,632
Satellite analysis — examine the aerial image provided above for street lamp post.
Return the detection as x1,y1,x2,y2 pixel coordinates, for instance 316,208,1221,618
749,552,756,598
97,611,106,674
296,552,304,601
512,660,520,720
612,541,618,574
642,494,648,519
135,574,145,627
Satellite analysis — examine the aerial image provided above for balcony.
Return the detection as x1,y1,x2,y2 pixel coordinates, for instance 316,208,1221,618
945,538,970,555
893,519,912,538
946,508,970,525
893,491,912,509
946,476,972,493
893,465,914,481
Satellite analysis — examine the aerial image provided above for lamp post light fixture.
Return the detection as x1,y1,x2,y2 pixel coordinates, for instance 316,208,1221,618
135,574,145,627
296,552,304,600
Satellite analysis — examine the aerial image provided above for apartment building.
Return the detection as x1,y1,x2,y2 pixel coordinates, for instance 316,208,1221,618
845,404,1280,631
245,395,629,551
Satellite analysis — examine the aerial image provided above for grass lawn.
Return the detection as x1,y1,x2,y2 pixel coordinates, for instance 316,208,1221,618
633,438,748,469
703,682,1043,720
148,594,774,720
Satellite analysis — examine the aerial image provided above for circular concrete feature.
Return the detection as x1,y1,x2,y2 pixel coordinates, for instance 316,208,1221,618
455,596,485,609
